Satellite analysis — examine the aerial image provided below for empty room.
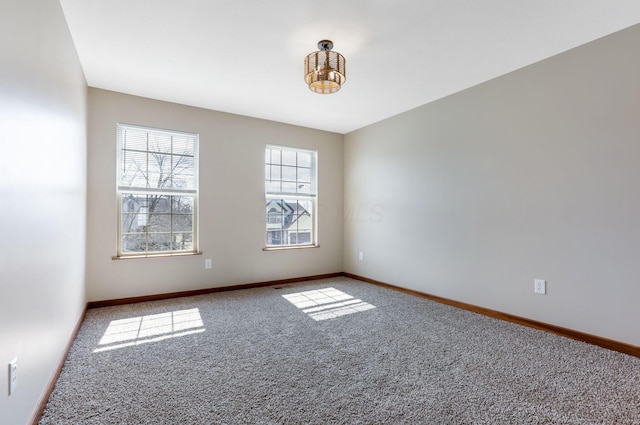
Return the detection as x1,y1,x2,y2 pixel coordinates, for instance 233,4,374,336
2,1,640,424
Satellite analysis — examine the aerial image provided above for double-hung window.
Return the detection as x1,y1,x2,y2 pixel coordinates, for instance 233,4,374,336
117,124,198,257
265,145,317,248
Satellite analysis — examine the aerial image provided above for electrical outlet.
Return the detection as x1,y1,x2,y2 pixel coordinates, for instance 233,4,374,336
534,279,546,295
358,251,364,261
8,357,17,396
204,259,212,269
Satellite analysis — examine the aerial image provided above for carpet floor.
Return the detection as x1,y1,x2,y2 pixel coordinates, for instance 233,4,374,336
40,277,640,424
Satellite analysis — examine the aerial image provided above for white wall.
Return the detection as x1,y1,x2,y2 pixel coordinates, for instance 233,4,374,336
344,24,640,346
87,89,343,302
0,0,87,423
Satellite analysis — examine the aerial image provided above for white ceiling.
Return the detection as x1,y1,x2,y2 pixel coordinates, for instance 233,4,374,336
59,0,640,134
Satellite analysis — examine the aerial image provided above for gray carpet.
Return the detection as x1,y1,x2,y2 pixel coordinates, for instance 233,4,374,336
40,277,640,424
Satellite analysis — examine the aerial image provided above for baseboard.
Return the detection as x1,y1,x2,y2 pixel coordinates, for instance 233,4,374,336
87,270,640,358
87,272,344,308
29,306,88,425
343,272,640,359
30,271,639,423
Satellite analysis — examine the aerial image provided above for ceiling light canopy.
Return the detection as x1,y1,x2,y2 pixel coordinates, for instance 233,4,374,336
304,40,346,94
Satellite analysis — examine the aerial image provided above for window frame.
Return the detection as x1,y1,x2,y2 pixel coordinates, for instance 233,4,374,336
264,145,318,250
115,123,199,258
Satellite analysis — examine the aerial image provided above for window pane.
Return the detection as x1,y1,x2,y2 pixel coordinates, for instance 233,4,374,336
148,233,171,252
266,199,283,214
122,151,148,187
173,175,193,190
172,215,193,232
149,196,171,213
273,165,282,180
267,231,283,246
148,214,171,232
282,182,296,194
122,234,146,253
148,153,172,176
172,196,193,214
296,184,311,195
121,213,146,233
149,133,171,153
173,155,194,172
298,200,312,213
269,149,281,165
145,173,162,189
266,203,282,225
286,201,299,214
121,194,147,212
173,156,195,189
173,233,193,251
123,129,147,151
265,164,281,181
297,232,311,244
282,166,296,182
282,150,296,166
296,214,312,230
125,173,148,188
266,181,280,193
173,136,194,156
297,167,311,183
267,214,282,225
297,151,311,167
122,150,147,170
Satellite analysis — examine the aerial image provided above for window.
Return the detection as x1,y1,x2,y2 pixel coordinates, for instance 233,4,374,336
117,124,198,256
265,145,317,248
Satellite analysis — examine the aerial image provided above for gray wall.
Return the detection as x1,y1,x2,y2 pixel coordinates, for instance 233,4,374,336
87,89,344,302
0,0,87,423
344,24,640,346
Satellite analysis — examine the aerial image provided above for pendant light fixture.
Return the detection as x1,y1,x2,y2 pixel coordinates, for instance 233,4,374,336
304,40,346,94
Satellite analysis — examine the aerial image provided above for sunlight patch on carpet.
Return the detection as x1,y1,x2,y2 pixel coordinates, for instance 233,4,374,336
93,308,205,353
282,288,375,321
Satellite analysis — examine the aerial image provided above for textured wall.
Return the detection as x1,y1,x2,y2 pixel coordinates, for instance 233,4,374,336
344,24,640,346
86,89,344,302
0,0,87,423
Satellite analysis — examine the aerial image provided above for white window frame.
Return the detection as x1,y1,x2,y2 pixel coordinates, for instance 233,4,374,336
116,123,199,257
264,145,318,249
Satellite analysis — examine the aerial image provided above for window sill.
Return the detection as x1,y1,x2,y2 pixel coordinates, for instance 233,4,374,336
263,245,319,251
112,251,202,260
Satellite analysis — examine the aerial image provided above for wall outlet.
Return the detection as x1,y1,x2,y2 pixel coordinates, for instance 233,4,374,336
204,259,212,269
358,251,364,261
534,279,546,295
8,357,17,396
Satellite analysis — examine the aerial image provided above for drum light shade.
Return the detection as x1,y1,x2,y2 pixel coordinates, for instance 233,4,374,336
304,40,346,94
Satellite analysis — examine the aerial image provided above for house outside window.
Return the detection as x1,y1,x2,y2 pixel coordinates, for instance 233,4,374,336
117,124,198,256
265,145,317,248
